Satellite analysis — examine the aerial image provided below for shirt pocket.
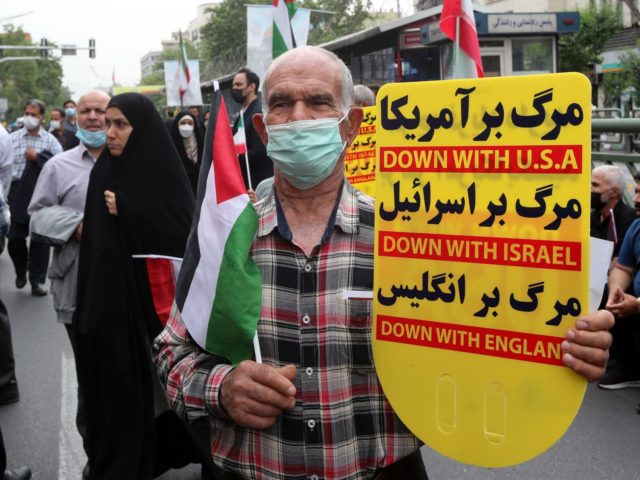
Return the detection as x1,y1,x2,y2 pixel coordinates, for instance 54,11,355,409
339,298,374,372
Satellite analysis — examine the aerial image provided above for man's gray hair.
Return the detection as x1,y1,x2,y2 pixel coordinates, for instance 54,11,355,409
24,99,46,116
262,46,354,115
593,165,625,191
353,85,375,107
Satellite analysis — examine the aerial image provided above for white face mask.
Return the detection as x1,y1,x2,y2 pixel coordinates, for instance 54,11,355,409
22,116,41,131
179,124,194,138
49,120,61,130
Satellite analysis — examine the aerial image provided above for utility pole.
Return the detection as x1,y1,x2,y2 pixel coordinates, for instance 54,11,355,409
0,39,96,63
0,11,33,23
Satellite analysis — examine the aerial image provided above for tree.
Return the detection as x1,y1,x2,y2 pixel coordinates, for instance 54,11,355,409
620,47,640,104
0,24,66,121
199,0,262,79
601,71,628,106
304,0,371,45
558,2,621,73
199,0,372,79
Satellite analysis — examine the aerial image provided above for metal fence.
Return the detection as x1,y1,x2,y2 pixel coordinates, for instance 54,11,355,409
591,109,640,202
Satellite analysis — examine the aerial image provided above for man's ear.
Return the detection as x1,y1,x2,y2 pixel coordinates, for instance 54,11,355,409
344,107,364,145
612,187,621,200
252,113,268,146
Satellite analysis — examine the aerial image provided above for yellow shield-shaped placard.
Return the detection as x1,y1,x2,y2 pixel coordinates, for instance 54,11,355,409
372,73,591,467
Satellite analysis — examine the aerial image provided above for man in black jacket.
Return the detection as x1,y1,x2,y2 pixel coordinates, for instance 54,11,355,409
231,67,272,191
591,165,636,264
7,100,62,296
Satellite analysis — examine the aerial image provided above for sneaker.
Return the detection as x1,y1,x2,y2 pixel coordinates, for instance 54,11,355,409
31,283,48,297
597,367,640,390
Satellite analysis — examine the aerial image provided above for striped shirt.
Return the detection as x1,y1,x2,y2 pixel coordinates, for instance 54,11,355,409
10,126,63,180
154,181,420,480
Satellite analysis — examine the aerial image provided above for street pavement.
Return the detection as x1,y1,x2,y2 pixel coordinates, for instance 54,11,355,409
0,251,639,479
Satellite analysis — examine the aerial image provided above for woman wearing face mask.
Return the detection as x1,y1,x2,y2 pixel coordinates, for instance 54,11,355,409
74,93,212,479
169,111,203,194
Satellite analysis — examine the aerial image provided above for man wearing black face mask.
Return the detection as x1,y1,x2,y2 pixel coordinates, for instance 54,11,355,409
590,165,636,271
231,67,271,191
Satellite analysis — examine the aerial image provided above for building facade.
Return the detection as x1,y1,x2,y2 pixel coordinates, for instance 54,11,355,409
321,5,578,87
140,51,162,79
418,0,638,27
188,2,220,49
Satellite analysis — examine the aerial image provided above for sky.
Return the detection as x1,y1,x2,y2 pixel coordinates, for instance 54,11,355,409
4,0,415,100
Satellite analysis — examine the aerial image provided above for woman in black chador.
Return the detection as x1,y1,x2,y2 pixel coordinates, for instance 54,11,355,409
74,93,209,479
169,110,204,195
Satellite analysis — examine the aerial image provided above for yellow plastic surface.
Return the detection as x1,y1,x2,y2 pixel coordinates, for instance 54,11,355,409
372,73,591,467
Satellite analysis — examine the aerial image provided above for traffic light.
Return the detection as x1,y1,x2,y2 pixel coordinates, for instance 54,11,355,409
40,38,48,59
89,38,95,59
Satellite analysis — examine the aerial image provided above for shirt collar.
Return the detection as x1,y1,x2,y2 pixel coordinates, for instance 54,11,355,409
256,179,361,240
20,126,44,138
77,143,99,163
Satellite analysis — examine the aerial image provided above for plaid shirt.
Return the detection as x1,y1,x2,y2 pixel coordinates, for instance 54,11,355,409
154,181,420,480
10,127,63,180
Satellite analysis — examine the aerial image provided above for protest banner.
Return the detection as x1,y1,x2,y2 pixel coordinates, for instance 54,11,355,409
372,73,591,467
345,105,377,197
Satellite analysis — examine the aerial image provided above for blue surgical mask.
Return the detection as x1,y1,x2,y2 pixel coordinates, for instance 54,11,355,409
65,107,76,117
266,113,348,189
76,128,106,148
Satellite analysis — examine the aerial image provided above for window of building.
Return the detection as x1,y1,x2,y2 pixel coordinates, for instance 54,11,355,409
511,38,554,75
359,47,397,85
402,46,441,82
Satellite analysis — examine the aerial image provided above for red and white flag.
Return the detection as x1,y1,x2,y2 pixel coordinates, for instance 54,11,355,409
178,31,191,99
440,0,484,78
132,255,182,327
233,113,247,156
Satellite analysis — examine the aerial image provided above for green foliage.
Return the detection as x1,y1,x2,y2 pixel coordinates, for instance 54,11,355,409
620,48,640,103
303,0,371,45
0,24,66,120
559,2,621,73
199,0,372,79
602,71,628,106
597,45,640,106
199,0,262,79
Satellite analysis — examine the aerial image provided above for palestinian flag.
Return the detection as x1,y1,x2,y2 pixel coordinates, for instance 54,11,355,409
440,0,484,78
175,84,262,366
273,0,295,59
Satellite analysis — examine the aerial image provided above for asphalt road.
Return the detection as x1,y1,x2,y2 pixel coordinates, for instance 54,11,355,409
1,251,639,479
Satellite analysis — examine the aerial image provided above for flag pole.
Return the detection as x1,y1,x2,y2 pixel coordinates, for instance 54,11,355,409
179,29,184,108
253,334,262,363
453,15,460,78
245,149,253,191
240,116,253,190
